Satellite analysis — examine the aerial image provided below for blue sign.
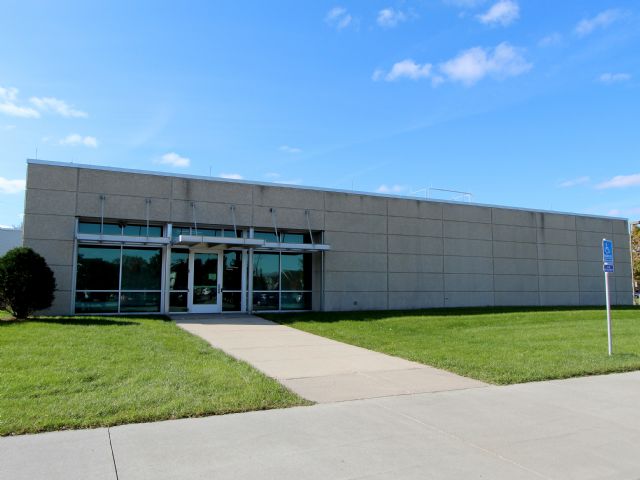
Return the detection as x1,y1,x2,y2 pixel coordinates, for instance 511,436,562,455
603,263,614,273
602,239,614,265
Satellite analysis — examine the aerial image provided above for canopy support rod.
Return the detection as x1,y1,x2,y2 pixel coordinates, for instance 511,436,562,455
99,195,106,234
270,208,279,243
230,205,238,237
305,210,315,246
145,198,151,238
191,202,198,235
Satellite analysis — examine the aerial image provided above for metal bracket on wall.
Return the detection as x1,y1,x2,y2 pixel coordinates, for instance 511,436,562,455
270,208,279,243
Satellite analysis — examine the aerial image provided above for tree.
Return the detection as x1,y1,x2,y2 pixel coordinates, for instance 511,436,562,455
632,224,640,293
0,247,56,319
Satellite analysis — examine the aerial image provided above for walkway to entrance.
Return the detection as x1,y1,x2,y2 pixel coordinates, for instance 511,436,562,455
174,314,487,402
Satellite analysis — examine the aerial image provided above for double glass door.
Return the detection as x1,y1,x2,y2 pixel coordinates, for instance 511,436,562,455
189,251,222,313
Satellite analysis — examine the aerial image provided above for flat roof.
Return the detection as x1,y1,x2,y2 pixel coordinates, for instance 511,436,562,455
26,159,627,222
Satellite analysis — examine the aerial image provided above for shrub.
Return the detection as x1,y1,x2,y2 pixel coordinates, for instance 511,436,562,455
0,247,56,319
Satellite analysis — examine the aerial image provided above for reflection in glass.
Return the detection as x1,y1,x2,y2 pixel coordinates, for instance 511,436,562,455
78,222,122,235
223,251,242,290
281,292,311,310
254,231,278,242
252,292,278,310
170,250,189,291
169,291,188,312
75,291,118,313
282,233,308,244
253,253,279,290
281,253,311,291
123,225,162,237
120,292,161,312
193,253,218,305
76,246,121,290
223,292,242,311
121,248,162,290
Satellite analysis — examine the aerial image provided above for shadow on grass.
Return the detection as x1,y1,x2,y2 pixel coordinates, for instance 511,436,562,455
265,305,640,325
0,315,171,327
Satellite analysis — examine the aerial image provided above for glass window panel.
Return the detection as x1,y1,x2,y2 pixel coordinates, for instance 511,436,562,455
254,231,278,242
170,250,189,291
75,291,118,313
197,228,220,237
120,292,161,313
223,251,242,290
76,246,121,290
169,292,188,312
193,253,218,305
281,292,311,310
172,226,191,239
253,253,279,290
123,225,163,237
222,292,242,311
78,222,121,235
282,232,307,244
281,253,311,291
121,248,162,290
222,229,241,238
253,292,279,311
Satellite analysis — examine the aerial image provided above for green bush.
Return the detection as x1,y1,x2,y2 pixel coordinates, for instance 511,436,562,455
0,247,56,319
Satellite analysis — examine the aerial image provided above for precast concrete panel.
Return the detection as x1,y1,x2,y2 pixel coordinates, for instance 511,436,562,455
76,193,171,222
493,258,538,275
443,221,493,241
388,273,444,292
325,192,387,215
25,189,77,216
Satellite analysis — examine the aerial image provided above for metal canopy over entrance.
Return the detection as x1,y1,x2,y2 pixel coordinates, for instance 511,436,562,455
172,235,330,252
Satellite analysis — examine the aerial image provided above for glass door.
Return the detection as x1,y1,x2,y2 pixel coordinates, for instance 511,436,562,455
188,251,222,313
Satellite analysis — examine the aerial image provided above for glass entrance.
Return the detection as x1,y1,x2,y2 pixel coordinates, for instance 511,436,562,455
189,251,222,313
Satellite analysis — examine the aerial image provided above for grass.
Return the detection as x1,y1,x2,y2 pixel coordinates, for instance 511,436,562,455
264,307,640,385
0,315,308,436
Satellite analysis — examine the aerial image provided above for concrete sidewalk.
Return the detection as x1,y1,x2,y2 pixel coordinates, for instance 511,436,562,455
174,314,486,402
2,372,640,480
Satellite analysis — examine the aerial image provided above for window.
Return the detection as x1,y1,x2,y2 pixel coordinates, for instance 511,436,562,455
172,226,242,239
169,249,189,312
75,245,162,314
78,221,162,237
254,231,311,244
252,252,311,311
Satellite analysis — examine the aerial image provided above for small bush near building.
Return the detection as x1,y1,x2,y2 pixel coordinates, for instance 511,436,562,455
0,247,56,319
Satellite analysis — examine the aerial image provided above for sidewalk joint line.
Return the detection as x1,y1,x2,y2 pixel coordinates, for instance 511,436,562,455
107,427,119,480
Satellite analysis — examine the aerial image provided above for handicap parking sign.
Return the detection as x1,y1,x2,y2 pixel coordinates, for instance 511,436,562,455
602,239,614,265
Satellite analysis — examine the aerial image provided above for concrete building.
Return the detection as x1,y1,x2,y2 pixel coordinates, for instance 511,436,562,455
23,159,633,315
0,227,22,256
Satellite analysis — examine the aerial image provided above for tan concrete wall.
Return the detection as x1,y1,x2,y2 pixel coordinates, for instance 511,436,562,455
24,162,634,314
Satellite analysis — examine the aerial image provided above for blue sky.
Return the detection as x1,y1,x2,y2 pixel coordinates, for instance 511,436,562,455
1,0,639,227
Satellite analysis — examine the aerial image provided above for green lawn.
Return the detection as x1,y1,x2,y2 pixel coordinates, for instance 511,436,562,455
0,316,308,436
264,307,640,385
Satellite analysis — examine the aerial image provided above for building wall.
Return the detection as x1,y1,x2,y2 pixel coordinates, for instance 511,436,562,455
23,161,633,315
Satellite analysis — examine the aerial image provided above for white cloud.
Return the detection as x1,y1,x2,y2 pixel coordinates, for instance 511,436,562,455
575,9,622,36
325,6,352,29
440,42,531,86
219,173,243,180
559,176,590,188
598,73,631,84
279,145,302,154
379,59,433,81
158,152,190,168
0,86,40,118
539,33,562,47
477,0,519,26
0,177,26,194
30,97,87,118
1,124,16,130
59,134,98,148
264,172,281,179
377,8,407,28
376,184,408,194
597,173,640,189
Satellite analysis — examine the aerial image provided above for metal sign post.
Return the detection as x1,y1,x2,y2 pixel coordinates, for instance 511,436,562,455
602,239,614,356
